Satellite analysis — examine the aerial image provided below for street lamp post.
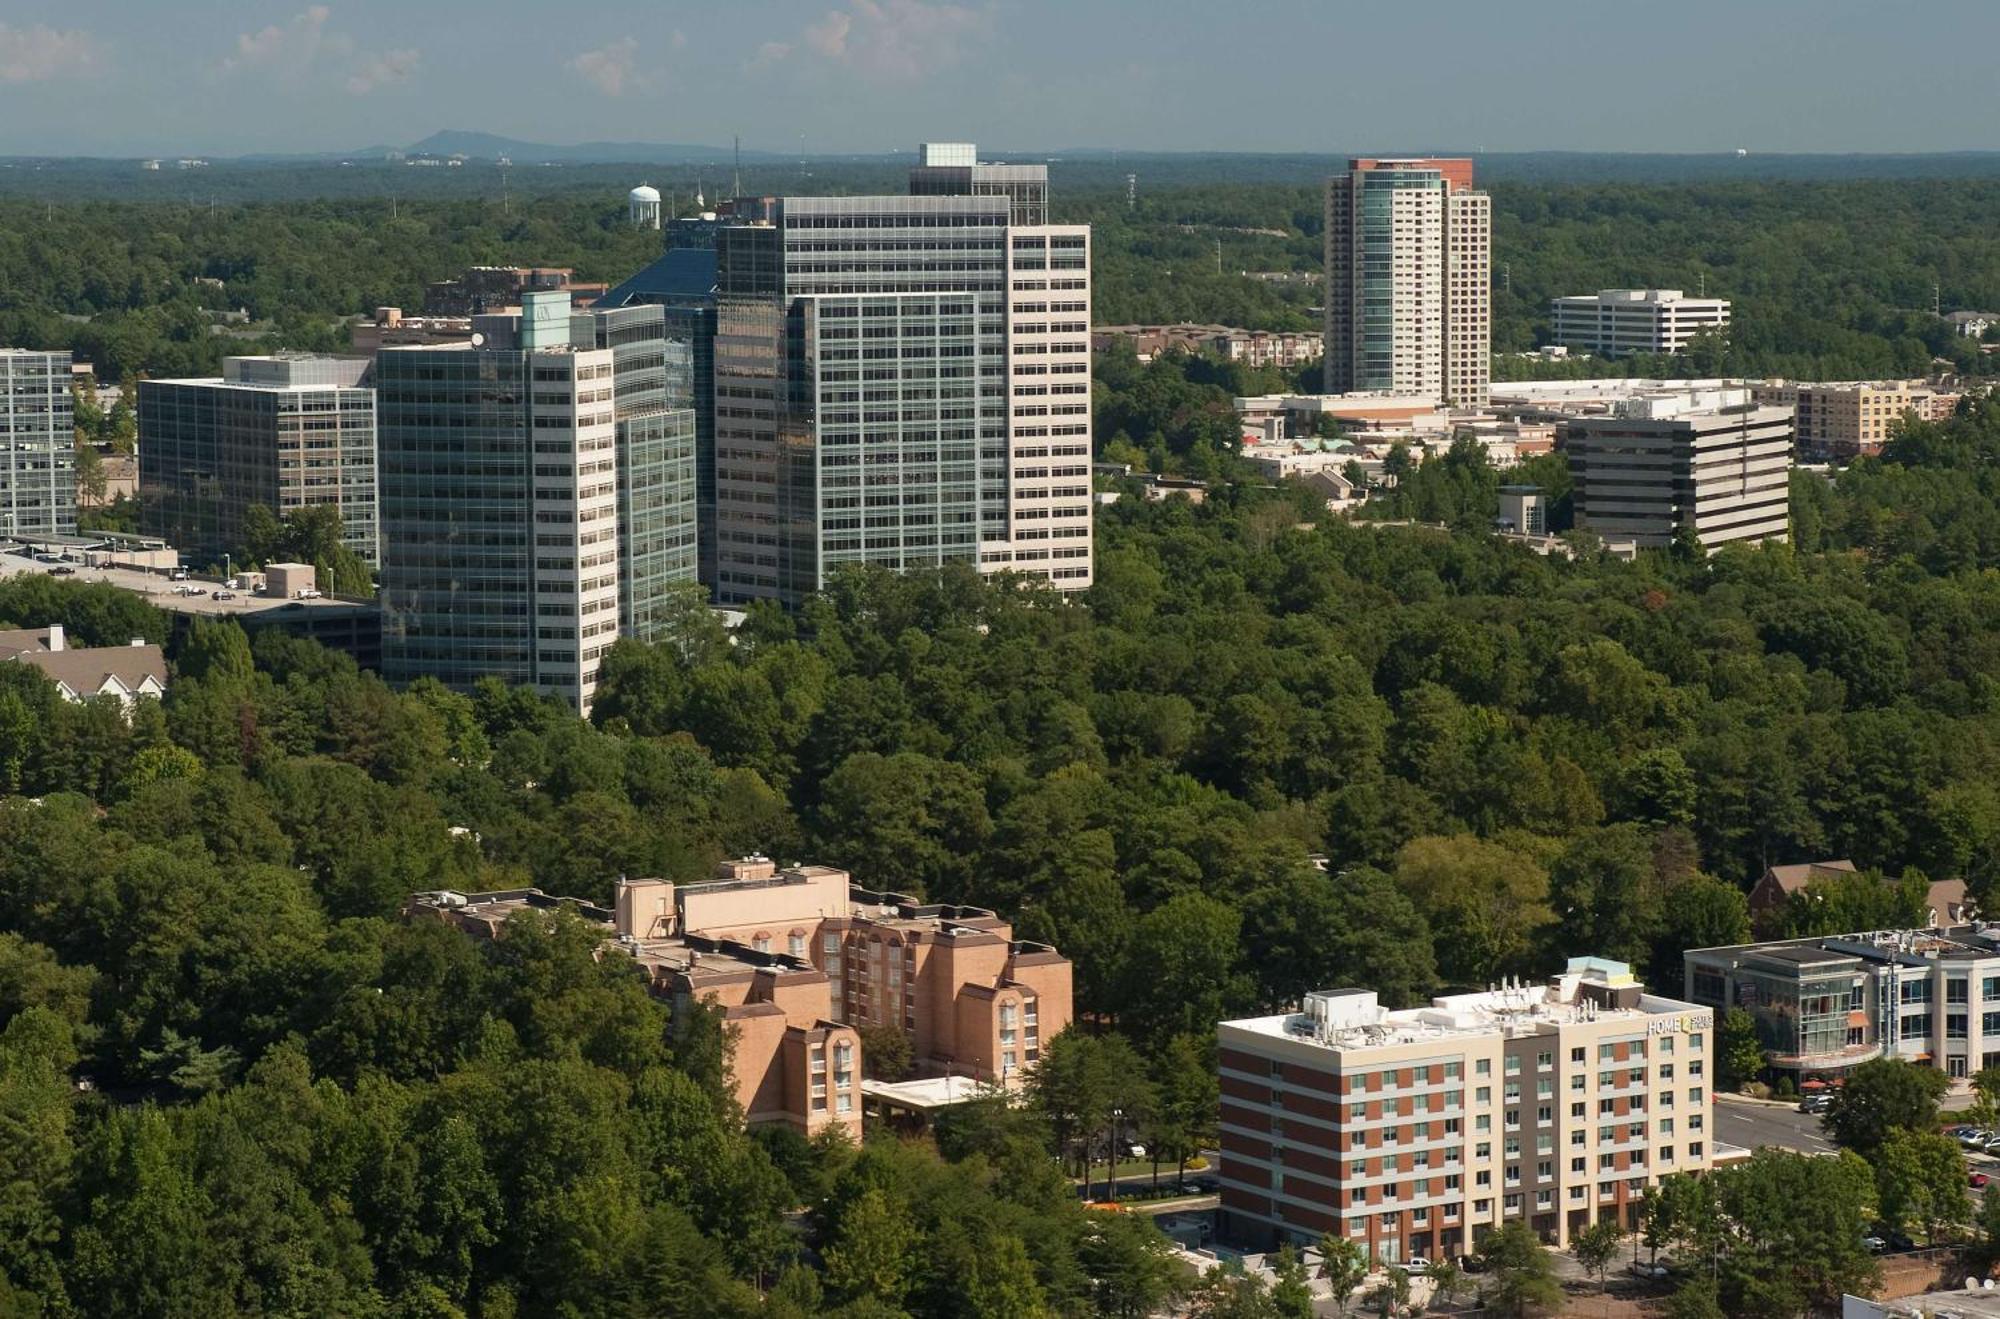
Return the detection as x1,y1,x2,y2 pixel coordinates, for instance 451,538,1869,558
1109,1108,1123,1202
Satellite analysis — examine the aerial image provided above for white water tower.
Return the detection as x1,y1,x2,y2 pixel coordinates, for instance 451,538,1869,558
628,183,661,230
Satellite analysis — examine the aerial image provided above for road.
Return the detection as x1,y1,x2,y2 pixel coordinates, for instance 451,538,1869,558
1713,1095,1837,1154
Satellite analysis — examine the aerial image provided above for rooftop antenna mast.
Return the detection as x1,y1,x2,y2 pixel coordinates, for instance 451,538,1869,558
732,135,741,199
1126,172,1136,211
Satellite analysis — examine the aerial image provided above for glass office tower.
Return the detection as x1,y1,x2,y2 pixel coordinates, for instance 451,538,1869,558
374,293,695,713
0,349,76,541
708,144,1093,608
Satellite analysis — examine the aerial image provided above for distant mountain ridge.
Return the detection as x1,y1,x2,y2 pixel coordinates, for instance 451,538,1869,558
404,130,793,164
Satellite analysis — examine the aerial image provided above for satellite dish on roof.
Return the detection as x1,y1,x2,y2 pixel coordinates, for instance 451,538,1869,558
469,332,484,347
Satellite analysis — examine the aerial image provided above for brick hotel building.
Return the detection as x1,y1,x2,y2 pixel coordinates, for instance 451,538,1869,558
1217,959,1714,1260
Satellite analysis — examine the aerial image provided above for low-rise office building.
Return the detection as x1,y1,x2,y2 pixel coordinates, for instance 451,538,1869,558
1568,388,1793,551
1686,926,2000,1083
138,355,379,567
1549,289,1730,358
410,856,1072,1138
422,265,607,316
1218,958,1715,1259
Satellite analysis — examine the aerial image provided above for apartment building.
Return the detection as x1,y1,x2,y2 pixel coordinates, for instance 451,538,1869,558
0,348,76,541
1549,289,1731,358
1218,959,1715,1259
1324,159,1490,406
373,292,696,713
1091,324,1323,369
1752,379,1961,459
1685,926,2000,1083
410,856,1071,1138
709,142,1093,607
1567,388,1793,551
138,355,378,566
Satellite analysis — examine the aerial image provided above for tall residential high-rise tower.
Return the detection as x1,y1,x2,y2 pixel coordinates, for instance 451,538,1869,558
1323,158,1490,406
373,292,696,714
706,142,1092,607
0,349,76,541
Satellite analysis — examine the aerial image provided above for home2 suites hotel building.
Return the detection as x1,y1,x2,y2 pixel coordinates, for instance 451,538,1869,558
1217,958,1715,1260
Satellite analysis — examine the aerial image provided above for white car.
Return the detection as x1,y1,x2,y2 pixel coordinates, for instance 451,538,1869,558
1396,1256,1430,1275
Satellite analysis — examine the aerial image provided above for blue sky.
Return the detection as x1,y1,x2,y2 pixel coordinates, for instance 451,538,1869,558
3,0,1997,157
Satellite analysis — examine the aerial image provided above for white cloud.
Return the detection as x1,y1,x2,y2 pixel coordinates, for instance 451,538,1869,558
0,22,103,84
222,6,343,75
219,7,416,96
346,48,419,95
791,0,990,80
748,39,794,70
804,11,853,59
568,36,641,97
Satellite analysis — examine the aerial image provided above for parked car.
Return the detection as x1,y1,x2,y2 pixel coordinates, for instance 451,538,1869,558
168,568,189,581
1958,1129,1993,1147
46,565,74,576
1863,1235,1888,1254
1799,1096,1831,1114
1981,1138,2000,1158
1396,1257,1430,1276
1457,1254,1488,1274
1971,1172,1991,1189
1628,1260,1671,1280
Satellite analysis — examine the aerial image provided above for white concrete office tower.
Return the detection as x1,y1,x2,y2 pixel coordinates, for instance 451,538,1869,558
1567,388,1793,552
374,292,696,715
1324,158,1489,407
0,349,76,541
139,355,378,566
1549,289,1731,358
709,142,1090,607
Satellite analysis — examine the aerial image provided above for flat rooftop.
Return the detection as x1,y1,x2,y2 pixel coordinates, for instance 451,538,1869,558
1693,927,2000,969
411,880,1060,992
1224,961,1701,1053
0,546,371,618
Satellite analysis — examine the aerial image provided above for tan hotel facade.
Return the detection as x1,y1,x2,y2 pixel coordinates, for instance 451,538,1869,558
1217,959,1714,1259
412,857,1071,1140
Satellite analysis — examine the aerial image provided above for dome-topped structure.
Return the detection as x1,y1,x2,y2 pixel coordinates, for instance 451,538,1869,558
628,184,661,229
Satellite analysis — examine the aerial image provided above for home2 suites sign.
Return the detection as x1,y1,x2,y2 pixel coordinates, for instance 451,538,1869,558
1646,1012,1713,1037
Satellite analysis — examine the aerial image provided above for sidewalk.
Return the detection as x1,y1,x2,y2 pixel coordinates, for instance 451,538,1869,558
1713,1090,1799,1111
